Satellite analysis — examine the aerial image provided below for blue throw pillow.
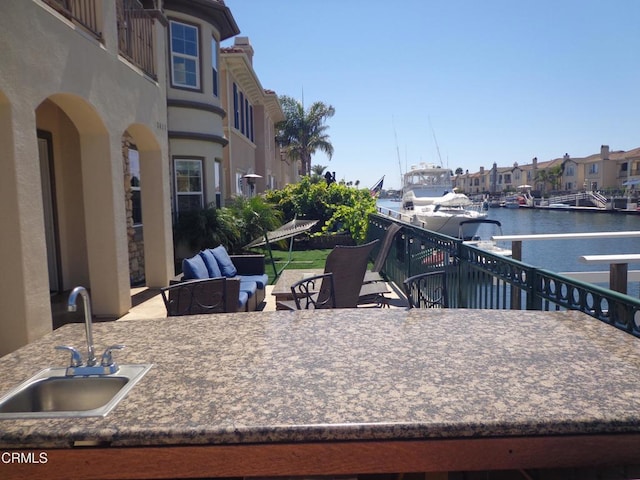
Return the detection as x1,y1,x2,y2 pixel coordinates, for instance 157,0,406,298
211,245,237,277
199,249,222,278
182,255,209,280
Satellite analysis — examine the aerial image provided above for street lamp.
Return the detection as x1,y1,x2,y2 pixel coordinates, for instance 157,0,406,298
243,173,262,197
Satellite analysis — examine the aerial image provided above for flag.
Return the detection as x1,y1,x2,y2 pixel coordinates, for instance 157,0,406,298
369,176,384,197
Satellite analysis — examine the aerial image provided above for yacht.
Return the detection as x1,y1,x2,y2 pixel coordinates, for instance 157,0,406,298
395,163,487,237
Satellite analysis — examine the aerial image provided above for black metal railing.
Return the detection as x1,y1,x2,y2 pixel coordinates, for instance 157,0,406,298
116,0,157,79
367,213,640,337
43,0,101,39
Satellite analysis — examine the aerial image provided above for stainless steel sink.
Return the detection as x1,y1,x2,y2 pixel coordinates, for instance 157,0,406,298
0,364,152,419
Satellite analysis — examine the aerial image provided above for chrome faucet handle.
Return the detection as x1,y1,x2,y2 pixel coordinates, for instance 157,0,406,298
101,344,125,367
55,345,83,367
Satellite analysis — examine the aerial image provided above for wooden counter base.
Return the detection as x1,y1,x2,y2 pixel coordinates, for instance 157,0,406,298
5,434,640,480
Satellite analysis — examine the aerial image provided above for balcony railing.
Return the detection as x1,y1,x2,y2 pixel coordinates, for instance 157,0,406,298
367,213,640,337
116,0,157,79
43,0,101,39
43,0,158,79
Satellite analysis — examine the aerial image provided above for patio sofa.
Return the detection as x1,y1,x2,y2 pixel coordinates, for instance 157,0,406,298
161,277,242,316
174,246,268,312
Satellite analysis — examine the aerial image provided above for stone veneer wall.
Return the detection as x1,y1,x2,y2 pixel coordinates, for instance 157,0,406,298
122,133,145,285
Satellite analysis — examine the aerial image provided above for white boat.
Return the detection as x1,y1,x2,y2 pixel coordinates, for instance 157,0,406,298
458,219,512,257
397,163,487,237
503,195,521,208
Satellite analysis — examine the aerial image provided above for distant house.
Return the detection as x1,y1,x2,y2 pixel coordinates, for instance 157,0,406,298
219,37,293,198
0,1,175,355
456,145,640,197
163,0,239,215
563,145,640,192
455,167,487,194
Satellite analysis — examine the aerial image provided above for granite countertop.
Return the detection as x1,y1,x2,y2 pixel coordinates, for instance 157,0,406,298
2,308,640,448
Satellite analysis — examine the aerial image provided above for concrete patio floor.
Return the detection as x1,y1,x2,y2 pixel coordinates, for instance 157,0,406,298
51,279,408,327
116,280,408,321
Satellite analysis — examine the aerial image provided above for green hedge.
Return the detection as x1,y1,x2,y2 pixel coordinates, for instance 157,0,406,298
265,177,376,243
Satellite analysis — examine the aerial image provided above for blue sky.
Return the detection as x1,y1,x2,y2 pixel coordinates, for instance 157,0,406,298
223,0,640,190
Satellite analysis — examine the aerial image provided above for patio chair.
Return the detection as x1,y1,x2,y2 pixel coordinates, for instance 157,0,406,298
278,240,378,310
358,280,392,307
403,270,449,309
290,273,336,310
161,277,240,316
363,222,402,283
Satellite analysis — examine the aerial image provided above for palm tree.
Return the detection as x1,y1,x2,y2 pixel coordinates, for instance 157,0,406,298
535,165,563,194
276,95,335,176
310,164,328,184
311,164,328,176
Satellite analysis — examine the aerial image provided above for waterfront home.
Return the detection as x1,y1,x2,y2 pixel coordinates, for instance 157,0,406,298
0,0,292,356
455,144,640,196
163,0,239,215
220,37,297,197
562,145,640,192
0,1,175,356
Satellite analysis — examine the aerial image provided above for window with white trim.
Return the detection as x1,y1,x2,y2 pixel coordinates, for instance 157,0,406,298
170,20,199,89
174,159,203,214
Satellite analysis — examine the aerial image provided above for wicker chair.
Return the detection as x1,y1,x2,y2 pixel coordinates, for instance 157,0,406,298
161,277,240,316
403,270,449,309
290,273,336,310
363,222,402,283
277,240,378,310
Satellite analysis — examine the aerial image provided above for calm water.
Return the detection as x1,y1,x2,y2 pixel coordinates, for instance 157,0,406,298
377,199,640,274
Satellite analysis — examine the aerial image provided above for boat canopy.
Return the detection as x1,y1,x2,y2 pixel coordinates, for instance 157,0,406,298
404,167,451,189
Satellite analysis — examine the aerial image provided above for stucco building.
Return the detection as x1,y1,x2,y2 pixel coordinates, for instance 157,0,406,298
562,145,640,192
163,0,239,215
0,1,176,356
455,146,640,196
220,37,294,198
0,0,294,356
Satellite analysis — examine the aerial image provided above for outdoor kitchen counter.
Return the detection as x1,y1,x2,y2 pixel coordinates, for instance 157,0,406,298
2,308,640,478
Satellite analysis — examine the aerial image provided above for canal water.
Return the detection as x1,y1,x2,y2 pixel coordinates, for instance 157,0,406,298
377,199,640,278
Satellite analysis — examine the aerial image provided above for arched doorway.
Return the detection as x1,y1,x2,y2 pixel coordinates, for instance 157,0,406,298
124,124,174,289
36,94,131,323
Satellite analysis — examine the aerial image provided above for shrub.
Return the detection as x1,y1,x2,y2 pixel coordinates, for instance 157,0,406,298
265,177,376,243
173,197,283,256
225,196,283,250
173,204,241,253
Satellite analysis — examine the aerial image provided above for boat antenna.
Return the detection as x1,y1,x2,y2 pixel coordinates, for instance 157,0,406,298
428,116,444,167
392,116,403,186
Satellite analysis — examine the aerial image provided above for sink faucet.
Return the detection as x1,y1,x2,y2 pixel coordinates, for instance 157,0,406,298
67,286,97,366
57,286,125,376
